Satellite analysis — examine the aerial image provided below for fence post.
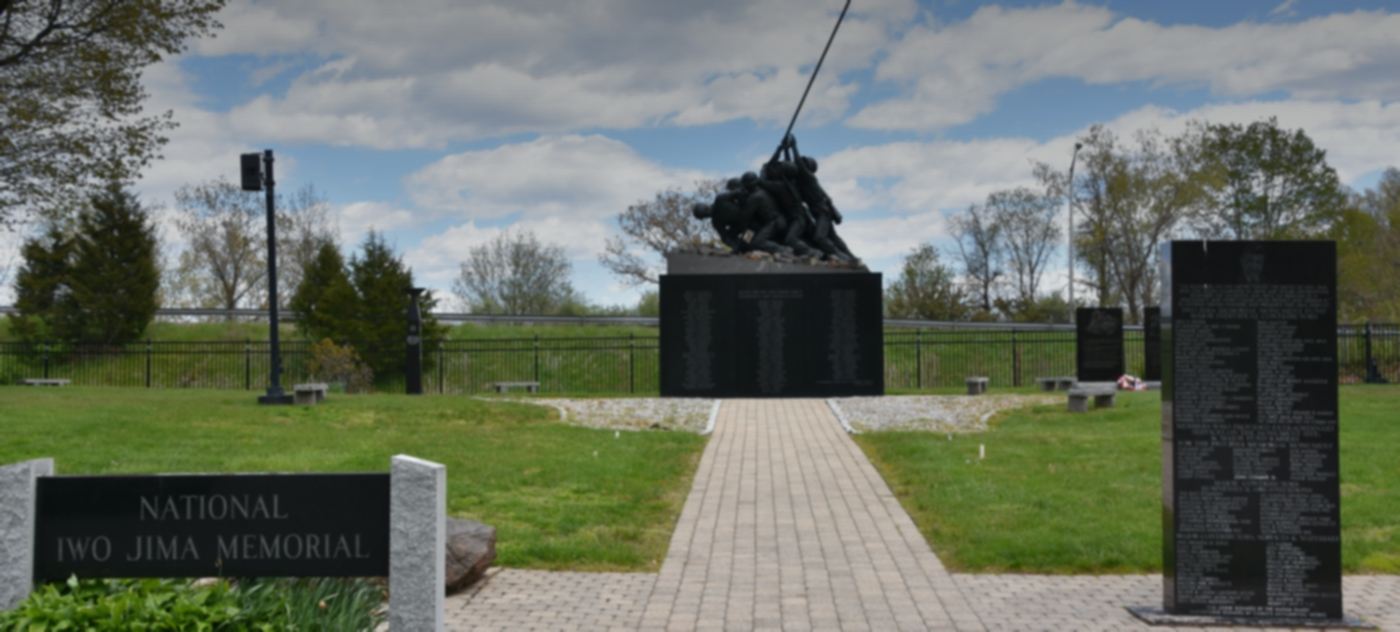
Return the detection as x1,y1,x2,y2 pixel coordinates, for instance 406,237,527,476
915,329,923,390
1011,329,1021,387
42,341,50,379
438,343,445,394
244,338,252,390
533,334,540,384
145,339,153,388
1364,321,1382,384
629,332,636,394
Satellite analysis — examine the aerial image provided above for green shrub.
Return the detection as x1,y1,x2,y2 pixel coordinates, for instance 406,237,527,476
0,576,384,631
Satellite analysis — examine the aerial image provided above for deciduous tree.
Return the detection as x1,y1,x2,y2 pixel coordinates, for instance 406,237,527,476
985,186,1060,312
885,244,968,321
600,180,722,286
1186,117,1347,239
454,230,577,315
0,0,225,225
948,202,1002,315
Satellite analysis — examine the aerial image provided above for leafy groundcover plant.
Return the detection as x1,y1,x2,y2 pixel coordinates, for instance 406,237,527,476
0,576,385,631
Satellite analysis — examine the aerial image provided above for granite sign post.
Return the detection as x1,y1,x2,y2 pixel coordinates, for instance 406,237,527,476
1143,306,1162,383
1076,307,1124,382
0,458,52,610
1,455,446,630
1133,241,1355,627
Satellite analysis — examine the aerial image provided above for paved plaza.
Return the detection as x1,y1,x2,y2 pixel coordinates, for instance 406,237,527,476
447,399,1399,631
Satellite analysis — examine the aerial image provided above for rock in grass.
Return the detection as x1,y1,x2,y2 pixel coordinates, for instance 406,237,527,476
445,518,496,593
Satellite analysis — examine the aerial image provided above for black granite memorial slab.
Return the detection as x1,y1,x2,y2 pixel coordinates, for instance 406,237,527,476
660,273,883,397
1159,241,1343,624
33,474,390,579
1076,307,1124,382
1144,306,1162,382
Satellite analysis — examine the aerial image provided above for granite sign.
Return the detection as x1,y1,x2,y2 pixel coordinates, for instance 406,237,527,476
33,473,389,579
1156,241,1343,623
1076,307,1124,382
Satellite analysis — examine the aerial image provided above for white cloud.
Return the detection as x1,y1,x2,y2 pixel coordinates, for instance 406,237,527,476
406,135,708,220
193,0,915,147
852,4,1400,131
335,201,417,247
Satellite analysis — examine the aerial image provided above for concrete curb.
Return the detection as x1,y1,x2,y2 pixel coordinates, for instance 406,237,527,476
826,399,858,435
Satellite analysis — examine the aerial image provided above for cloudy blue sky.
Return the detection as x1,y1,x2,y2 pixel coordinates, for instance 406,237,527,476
16,0,1400,308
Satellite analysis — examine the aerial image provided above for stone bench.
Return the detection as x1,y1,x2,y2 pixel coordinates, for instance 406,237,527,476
293,382,329,405
965,376,989,395
1035,377,1058,392
1055,376,1077,391
1067,383,1116,413
21,378,70,387
491,381,540,394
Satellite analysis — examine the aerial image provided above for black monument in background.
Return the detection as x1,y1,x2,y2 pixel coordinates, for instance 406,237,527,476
1145,241,1347,626
1143,306,1162,382
660,263,882,398
1076,307,1124,382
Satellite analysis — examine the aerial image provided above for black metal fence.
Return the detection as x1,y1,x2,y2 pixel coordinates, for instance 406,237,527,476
2,324,1395,394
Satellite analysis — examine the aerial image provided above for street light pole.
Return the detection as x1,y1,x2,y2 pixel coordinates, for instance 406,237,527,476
244,149,292,405
1066,142,1082,322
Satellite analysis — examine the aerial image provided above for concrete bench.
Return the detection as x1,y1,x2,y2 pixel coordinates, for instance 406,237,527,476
1067,383,1117,413
1035,377,1058,392
293,382,329,405
491,381,540,394
965,376,989,395
22,378,70,387
1055,376,1077,391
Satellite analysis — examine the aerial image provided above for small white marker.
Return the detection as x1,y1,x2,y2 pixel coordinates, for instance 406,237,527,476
979,444,986,460
614,431,620,439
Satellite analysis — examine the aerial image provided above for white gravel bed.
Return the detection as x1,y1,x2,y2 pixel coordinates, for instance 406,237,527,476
831,394,1057,433
515,397,715,433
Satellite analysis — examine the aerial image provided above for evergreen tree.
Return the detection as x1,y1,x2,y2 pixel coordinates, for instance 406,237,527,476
345,232,443,379
57,185,161,344
290,241,357,343
8,225,73,343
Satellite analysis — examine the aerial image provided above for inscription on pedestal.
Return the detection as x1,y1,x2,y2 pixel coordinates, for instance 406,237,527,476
826,289,859,384
1162,241,1341,622
1077,307,1124,381
659,273,883,397
681,290,716,391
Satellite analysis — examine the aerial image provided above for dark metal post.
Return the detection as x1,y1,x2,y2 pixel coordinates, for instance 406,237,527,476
438,343,445,394
244,338,252,390
915,330,922,390
42,341,49,379
533,334,540,384
1365,321,1387,384
629,332,636,394
145,339,152,388
1011,329,1021,387
406,287,425,395
249,150,291,404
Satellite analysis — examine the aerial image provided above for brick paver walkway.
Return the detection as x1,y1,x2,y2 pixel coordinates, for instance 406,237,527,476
446,399,1398,630
639,399,982,631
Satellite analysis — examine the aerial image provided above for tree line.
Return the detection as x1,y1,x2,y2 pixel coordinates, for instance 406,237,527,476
887,119,1398,324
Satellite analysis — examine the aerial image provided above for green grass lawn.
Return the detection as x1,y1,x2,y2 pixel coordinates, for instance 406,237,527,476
0,387,705,571
856,385,1400,575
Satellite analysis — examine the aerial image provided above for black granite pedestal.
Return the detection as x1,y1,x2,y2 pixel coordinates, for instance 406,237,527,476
1076,307,1124,382
659,254,883,398
1138,240,1367,628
